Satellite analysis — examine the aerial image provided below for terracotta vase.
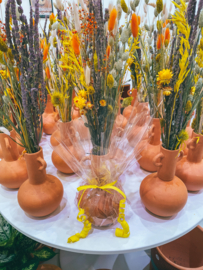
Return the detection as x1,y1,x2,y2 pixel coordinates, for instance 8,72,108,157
0,145,3,159
123,89,138,121
140,146,188,217
51,121,85,174
176,132,203,192
37,265,62,270
127,102,149,148
0,130,28,189
183,120,193,156
18,148,63,217
72,107,81,120
111,114,128,138
50,118,89,147
151,226,203,270
43,95,59,135
138,118,161,172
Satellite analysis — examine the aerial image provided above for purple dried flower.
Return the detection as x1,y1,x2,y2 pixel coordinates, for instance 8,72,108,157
18,6,23,14
16,0,22,5
187,0,197,26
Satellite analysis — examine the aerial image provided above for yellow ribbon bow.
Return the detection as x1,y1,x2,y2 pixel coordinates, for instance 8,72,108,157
68,180,130,243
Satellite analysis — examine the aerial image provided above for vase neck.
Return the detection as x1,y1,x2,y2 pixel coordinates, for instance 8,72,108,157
187,133,203,163
0,130,19,162
58,121,73,146
157,147,179,181
44,95,54,114
25,149,46,185
149,118,161,146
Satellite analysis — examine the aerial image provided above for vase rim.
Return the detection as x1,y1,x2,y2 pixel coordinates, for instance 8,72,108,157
160,145,180,153
24,147,43,157
192,131,203,138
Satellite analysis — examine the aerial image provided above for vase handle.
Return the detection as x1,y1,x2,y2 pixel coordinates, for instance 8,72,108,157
80,156,91,169
187,137,197,150
177,150,184,162
4,137,11,150
149,124,155,139
153,153,164,167
37,157,47,171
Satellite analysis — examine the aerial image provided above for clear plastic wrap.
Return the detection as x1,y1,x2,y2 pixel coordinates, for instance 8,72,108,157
51,100,152,241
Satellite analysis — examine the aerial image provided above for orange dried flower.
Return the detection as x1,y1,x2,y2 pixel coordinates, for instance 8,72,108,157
131,13,139,38
138,16,141,25
108,8,117,31
106,45,111,58
72,34,80,56
43,44,49,61
33,18,35,26
164,28,170,42
40,39,45,49
163,19,169,28
0,0,2,3
45,67,50,79
157,34,164,50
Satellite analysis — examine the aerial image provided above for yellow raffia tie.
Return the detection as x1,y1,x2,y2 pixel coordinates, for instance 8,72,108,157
67,180,130,243
18,149,27,160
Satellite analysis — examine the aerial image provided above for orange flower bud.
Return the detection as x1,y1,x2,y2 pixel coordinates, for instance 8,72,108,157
45,67,51,79
33,18,35,26
72,34,80,56
106,45,111,58
163,19,169,28
40,39,45,49
43,44,49,61
157,34,164,50
108,8,117,31
164,28,170,43
131,13,139,38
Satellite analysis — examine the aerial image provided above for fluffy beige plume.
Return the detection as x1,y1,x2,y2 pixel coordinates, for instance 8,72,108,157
113,19,118,36
148,3,156,8
85,65,90,86
79,0,88,12
73,1,81,32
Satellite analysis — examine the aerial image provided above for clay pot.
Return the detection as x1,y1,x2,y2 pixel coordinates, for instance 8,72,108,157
37,265,62,270
0,130,28,189
72,107,81,120
51,121,85,174
138,118,161,172
183,120,193,156
176,132,203,191
140,146,188,217
50,118,90,147
123,89,138,120
127,102,150,148
43,95,59,135
0,145,3,159
111,114,128,138
151,226,203,270
18,148,63,217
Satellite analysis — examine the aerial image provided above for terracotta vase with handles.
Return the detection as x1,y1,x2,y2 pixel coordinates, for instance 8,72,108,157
140,146,188,217
183,120,194,156
51,121,85,174
0,130,28,189
176,132,203,191
123,89,138,120
138,118,161,172
42,95,59,135
18,148,64,217
127,102,149,148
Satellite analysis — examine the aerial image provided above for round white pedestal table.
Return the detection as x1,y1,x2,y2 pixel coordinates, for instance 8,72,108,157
0,134,203,255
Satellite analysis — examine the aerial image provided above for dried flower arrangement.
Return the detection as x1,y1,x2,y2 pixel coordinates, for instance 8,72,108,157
0,0,47,153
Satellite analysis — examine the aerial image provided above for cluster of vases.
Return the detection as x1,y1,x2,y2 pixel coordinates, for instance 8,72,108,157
1,91,202,223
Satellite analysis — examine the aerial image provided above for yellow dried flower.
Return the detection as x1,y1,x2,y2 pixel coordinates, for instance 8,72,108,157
107,74,114,88
157,20,162,31
163,90,172,96
108,105,113,113
53,37,57,48
156,54,161,62
178,130,189,144
122,97,133,107
198,39,203,51
51,92,64,106
192,118,196,129
156,0,163,14
78,89,87,99
164,39,169,48
190,86,195,95
99,99,107,107
185,100,192,112
121,0,128,13
0,70,7,79
127,58,134,67
87,86,95,95
94,52,98,72
0,51,4,65
74,96,86,110
0,38,8,53
157,69,173,85
86,101,93,110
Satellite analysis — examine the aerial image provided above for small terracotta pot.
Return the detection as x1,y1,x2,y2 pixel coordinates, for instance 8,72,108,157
151,226,203,270
123,89,138,120
0,130,28,189
51,121,85,174
183,120,193,156
127,102,149,148
43,95,59,135
111,114,128,138
176,132,203,191
18,148,64,217
140,146,188,217
138,118,161,172
37,265,62,270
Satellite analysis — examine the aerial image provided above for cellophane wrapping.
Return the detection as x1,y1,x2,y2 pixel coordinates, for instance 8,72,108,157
52,100,152,227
